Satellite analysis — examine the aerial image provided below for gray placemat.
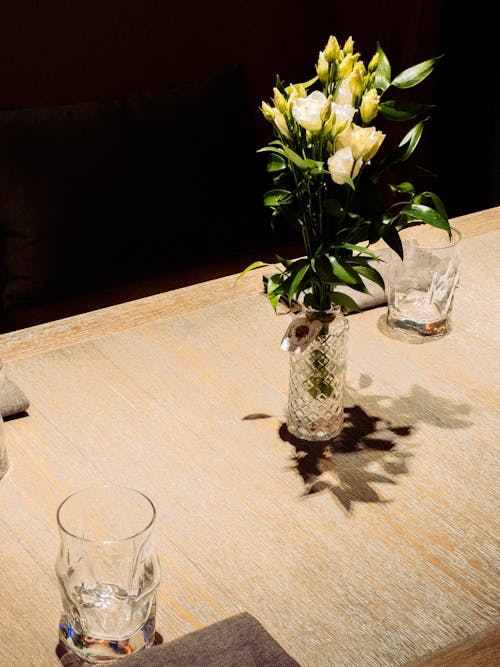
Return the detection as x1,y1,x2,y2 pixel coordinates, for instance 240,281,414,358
1,376,30,418
57,612,302,666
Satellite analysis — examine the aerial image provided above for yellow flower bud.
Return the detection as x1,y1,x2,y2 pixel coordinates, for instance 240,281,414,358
360,88,380,124
338,53,354,79
333,117,350,137
362,128,385,162
324,35,340,62
349,63,365,98
355,60,366,78
286,85,301,110
295,83,308,98
343,36,354,54
323,111,337,135
273,87,288,114
273,108,290,138
261,101,275,123
368,52,379,72
320,95,333,123
316,50,329,84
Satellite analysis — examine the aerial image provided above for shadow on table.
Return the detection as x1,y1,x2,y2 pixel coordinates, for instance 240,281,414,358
348,376,473,432
245,378,473,511
279,405,412,511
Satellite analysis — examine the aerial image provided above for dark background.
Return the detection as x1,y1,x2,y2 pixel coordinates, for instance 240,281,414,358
0,0,498,329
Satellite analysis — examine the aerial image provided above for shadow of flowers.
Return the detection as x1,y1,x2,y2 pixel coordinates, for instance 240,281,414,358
245,376,473,512
279,404,413,511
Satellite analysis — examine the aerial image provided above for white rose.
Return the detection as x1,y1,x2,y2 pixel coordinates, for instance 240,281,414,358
333,74,354,105
336,123,385,162
327,146,362,185
331,101,356,127
292,90,329,132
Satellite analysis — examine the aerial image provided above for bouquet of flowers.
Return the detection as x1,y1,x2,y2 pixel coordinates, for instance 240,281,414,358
241,34,450,314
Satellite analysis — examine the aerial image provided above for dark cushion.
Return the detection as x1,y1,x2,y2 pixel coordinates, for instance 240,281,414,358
0,64,266,314
57,612,302,667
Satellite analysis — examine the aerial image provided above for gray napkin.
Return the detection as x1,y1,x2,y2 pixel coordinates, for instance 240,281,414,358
57,612,301,666
0,376,29,418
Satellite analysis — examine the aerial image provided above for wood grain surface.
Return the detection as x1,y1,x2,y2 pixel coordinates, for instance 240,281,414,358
0,207,499,666
405,624,500,666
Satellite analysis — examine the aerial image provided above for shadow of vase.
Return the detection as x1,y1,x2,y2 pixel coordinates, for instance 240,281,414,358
275,376,473,511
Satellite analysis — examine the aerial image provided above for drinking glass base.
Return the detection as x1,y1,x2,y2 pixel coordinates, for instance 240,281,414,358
58,609,156,663
386,313,448,339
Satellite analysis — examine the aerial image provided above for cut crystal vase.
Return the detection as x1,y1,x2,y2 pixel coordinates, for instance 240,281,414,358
286,306,349,441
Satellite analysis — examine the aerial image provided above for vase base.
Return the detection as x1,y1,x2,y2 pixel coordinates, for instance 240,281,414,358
286,416,343,442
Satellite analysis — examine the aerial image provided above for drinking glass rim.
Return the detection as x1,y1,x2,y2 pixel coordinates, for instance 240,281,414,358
56,483,157,543
400,225,461,250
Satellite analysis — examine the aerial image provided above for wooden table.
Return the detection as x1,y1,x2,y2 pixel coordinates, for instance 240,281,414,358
0,207,499,667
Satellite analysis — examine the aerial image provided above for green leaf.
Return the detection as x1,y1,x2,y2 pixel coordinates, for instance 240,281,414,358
282,145,321,171
302,292,318,308
390,181,415,195
275,75,287,93
413,191,449,222
328,242,379,259
398,120,426,162
353,264,385,290
257,145,285,155
345,256,378,268
263,189,293,206
379,100,435,121
382,224,403,259
274,254,295,268
374,43,391,92
265,274,285,311
267,153,286,172
312,254,336,282
287,262,310,303
401,204,450,231
266,292,281,311
330,291,361,312
296,75,319,89
331,258,360,285
344,280,370,295
391,55,444,89
265,272,284,295
235,260,270,282
311,166,330,176
341,174,356,190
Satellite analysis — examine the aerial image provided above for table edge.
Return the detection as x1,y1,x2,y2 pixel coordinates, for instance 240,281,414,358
404,622,500,666
1,206,499,361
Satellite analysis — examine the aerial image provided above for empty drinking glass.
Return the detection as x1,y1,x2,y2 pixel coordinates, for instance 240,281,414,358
386,225,461,338
55,484,161,663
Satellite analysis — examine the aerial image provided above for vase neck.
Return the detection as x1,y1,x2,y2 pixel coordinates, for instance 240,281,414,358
303,304,342,324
